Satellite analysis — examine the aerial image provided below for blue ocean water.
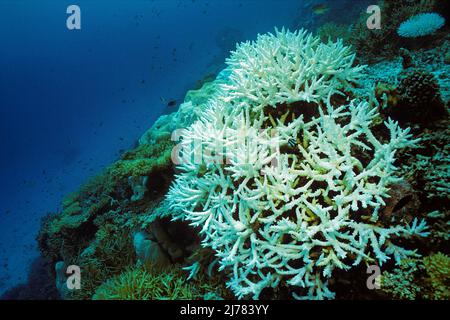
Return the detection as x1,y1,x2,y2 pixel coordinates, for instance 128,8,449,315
0,0,371,296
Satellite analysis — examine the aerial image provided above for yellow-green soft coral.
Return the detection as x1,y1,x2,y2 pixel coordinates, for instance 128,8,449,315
47,193,86,235
109,138,173,181
92,265,227,300
423,252,450,299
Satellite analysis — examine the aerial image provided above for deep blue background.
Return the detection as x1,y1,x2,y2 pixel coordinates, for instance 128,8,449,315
0,0,370,295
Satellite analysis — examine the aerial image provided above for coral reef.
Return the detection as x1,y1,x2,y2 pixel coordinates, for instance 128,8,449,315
37,139,174,299
36,75,225,300
348,0,444,62
35,22,449,301
361,44,448,126
400,120,450,203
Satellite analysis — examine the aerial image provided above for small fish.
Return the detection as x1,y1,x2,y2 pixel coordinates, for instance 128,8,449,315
160,97,177,108
312,4,330,15
280,138,299,155
288,138,297,148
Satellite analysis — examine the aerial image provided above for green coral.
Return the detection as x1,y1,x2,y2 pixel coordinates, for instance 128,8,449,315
66,222,137,300
105,138,173,189
37,191,110,263
62,191,81,208
184,79,223,107
70,137,174,205
423,252,450,299
47,201,85,235
92,264,227,300
37,127,190,300
381,253,450,300
44,138,174,240
381,258,424,299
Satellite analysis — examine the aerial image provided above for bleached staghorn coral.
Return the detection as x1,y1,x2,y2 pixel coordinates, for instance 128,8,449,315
166,29,428,299
222,28,365,110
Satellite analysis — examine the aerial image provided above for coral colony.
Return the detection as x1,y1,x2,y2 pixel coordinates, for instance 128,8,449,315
166,29,429,299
